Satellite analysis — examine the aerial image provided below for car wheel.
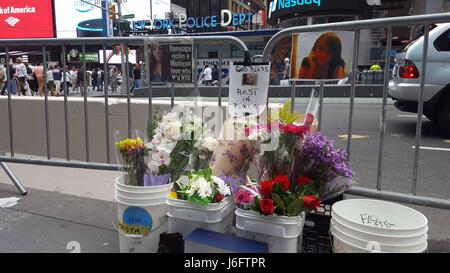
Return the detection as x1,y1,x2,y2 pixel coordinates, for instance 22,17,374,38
437,96,450,137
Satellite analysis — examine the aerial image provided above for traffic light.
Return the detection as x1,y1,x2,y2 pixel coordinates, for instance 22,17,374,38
109,4,117,20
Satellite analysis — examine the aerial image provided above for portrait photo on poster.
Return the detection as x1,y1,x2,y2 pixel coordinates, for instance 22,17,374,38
242,73,258,86
290,31,355,81
149,43,170,83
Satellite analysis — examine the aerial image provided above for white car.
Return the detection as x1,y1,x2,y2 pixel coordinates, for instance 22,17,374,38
389,23,450,136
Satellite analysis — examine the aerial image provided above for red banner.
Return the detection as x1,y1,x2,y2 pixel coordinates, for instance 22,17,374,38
0,0,54,39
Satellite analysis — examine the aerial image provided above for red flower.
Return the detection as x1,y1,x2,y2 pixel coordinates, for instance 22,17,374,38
280,124,310,136
304,113,315,126
273,175,291,192
303,196,321,209
259,198,275,215
296,176,312,186
214,193,224,203
259,180,274,197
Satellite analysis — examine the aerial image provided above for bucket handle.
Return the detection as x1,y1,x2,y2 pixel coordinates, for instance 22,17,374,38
111,199,168,239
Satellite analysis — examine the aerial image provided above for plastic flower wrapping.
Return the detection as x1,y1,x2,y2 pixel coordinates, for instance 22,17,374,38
115,135,147,186
145,105,216,185
175,167,231,204
230,91,353,216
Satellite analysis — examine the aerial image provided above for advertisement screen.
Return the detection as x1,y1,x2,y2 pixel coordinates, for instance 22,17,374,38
54,0,169,38
99,49,137,64
0,0,54,39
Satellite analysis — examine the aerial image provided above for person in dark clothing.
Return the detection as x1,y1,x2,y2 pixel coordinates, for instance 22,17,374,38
1,65,17,95
91,68,98,91
132,64,141,89
212,64,219,84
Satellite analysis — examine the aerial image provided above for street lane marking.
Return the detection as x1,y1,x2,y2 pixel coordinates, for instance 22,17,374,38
397,115,426,118
338,134,368,140
412,146,450,152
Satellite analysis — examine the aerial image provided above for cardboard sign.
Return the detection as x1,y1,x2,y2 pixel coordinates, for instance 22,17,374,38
228,63,270,117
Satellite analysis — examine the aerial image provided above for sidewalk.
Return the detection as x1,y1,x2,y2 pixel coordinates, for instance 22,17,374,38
1,178,449,253
0,183,118,253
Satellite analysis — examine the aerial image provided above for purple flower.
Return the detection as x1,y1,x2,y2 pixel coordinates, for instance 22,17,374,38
294,133,353,201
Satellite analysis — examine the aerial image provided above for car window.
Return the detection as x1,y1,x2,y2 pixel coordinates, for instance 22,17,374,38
434,29,450,51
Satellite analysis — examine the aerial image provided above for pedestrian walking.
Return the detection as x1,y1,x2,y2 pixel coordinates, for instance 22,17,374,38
46,66,55,95
78,67,86,96
201,65,212,86
97,69,104,91
70,67,78,92
52,65,62,96
91,68,98,91
212,64,219,85
132,64,141,89
16,57,27,96
34,63,45,96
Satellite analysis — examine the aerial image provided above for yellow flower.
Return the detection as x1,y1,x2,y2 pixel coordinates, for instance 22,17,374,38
168,191,177,199
116,138,144,152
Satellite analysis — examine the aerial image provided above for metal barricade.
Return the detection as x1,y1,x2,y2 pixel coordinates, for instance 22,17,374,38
1,12,450,212
0,36,248,194
262,12,450,210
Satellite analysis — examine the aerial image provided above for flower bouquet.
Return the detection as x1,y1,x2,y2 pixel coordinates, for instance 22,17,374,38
167,167,235,236
115,137,147,186
145,105,215,186
231,95,352,252
174,167,231,204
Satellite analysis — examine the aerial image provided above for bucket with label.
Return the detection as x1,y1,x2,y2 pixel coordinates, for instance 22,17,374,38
113,175,173,253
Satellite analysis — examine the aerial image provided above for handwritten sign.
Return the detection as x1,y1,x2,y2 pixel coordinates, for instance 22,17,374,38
360,213,395,229
169,44,193,83
228,63,270,117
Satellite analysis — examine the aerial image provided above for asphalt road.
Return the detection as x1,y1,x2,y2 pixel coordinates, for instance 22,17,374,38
313,101,450,200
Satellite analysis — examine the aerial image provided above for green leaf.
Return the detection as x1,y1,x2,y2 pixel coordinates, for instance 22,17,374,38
273,183,282,195
188,194,211,205
271,193,286,211
287,199,303,215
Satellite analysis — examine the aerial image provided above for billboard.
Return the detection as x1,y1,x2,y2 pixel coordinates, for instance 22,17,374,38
99,49,137,64
291,31,355,80
267,0,371,23
0,0,55,39
54,0,170,38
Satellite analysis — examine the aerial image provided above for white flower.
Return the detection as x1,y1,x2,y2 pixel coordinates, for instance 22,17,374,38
197,178,213,199
248,129,271,142
147,161,160,173
195,136,217,151
163,121,182,141
151,148,171,166
212,176,231,196
176,176,189,189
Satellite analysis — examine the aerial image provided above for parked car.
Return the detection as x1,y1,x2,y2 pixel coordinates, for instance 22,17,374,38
389,23,450,136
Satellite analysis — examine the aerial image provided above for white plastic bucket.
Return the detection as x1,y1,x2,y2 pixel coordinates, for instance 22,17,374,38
331,217,428,246
167,196,234,237
330,223,427,253
235,208,305,253
331,199,428,236
114,176,173,253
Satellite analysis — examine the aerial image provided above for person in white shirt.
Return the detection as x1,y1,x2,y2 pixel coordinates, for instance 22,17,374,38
202,65,213,86
70,67,78,92
46,66,55,95
15,57,27,96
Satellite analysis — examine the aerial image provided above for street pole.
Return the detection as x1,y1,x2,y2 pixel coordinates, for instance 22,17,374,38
115,0,127,94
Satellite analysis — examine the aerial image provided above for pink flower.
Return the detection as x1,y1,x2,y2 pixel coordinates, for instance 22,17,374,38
234,189,252,205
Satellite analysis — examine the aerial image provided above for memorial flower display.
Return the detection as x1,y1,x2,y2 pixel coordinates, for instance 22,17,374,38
145,105,216,186
115,137,147,186
175,167,231,204
232,98,353,216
